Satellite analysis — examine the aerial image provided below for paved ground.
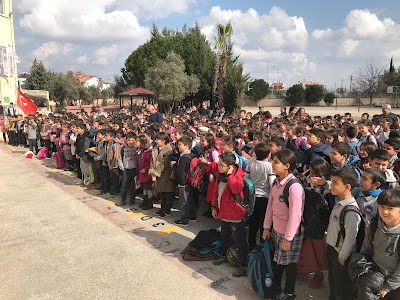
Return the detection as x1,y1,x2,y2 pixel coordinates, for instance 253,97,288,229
242,105,395,120
0,143,330,300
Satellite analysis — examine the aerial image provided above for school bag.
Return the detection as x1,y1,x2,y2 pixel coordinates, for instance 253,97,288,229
52,151,65,169
226,244,242,267
233,151,247,170
186,157,208,193
37,147,48,159
247,239,275,298
233,177,256,217
349,139,360,157
280,178,330,239
188,228,222,255
336,205,366,252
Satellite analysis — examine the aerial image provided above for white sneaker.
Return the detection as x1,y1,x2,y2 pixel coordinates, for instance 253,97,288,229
75,180,83,185
72,178,80,183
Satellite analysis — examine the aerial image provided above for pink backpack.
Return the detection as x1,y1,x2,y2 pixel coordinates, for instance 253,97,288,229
37,147,48,159
295,136,310,149
52,151,65,169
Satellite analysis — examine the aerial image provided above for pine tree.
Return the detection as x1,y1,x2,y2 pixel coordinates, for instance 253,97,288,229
390,57,395,73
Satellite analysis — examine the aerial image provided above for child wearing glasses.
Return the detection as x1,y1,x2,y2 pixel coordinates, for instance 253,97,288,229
208,152,249,277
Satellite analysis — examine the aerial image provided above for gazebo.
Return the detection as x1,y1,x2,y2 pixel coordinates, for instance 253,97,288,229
118,87,154,111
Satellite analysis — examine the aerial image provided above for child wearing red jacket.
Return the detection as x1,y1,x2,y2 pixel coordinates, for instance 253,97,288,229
208,152,249,277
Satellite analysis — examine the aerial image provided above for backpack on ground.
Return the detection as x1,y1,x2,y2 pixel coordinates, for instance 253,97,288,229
336,205,366,252
188,228,222,255
186,157,207,193
233,177,256,217
37,147,48,159
247,239,275,298
281,178,330,239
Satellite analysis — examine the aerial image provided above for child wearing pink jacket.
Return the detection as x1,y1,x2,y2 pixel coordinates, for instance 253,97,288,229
262,150,305,300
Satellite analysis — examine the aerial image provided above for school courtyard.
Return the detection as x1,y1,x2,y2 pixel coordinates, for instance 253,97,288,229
0,142,330,300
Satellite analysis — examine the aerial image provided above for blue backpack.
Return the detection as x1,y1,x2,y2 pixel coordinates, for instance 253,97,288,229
247,239,275,298
188,228,222,255
233,150,247,170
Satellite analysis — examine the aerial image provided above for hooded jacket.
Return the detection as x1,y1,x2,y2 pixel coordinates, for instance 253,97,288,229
384,169,399,189
356,190,381,226
208,162,246,221
304,142,331,167
361,218,400,292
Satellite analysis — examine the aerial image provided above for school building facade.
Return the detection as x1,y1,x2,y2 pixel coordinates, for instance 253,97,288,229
0,0,19,108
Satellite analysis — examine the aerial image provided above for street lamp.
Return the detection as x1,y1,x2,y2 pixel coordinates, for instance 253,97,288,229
266,60,269,90
271,66,276,97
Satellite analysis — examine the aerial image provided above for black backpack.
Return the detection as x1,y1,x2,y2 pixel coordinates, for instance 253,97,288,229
188,229,222,255
336,205,366,252
233,177,256,217
280,178,330,239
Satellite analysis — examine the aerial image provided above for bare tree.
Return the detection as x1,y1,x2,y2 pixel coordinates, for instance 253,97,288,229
354,62,384,105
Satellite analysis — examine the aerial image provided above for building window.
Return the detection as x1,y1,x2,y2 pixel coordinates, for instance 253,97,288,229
0,46,14,77
0,0,5,16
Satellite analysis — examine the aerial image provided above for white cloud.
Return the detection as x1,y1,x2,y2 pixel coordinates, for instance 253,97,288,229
93,45,120,65
76,55,88,64
15,37,31,46
199,6,314,85
15,0,150,44
32,42,74,60
115,0,196,19
312,9,400,59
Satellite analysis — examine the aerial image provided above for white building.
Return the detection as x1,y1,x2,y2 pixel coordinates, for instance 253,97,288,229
75,73,110,90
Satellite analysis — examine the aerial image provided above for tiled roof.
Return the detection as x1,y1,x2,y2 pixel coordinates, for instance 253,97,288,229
75,74,97,83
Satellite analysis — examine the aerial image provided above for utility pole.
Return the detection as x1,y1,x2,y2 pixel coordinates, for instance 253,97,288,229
272,66,276,97
266,60,269,93
335,82,337,110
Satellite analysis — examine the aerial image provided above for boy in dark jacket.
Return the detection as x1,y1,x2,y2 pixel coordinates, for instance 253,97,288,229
357,189,400,299
304,128,331,168
330,142,362,180
93,129,106,190
209,152,249,277
76,123,93,186
173,136,195,226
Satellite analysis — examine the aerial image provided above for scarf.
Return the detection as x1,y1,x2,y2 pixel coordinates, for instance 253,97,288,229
363,189,382,197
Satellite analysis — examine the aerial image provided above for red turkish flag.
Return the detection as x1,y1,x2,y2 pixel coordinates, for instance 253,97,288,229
16,89,38,115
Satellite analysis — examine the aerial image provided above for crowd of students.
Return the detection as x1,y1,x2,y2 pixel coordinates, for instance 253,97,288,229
2,102,400,300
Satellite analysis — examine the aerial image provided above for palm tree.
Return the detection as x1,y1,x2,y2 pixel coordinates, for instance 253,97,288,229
216,22,233,107
211,37,221,110
211,22,233,110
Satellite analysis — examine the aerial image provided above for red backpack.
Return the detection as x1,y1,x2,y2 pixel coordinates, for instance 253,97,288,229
187,157,208,193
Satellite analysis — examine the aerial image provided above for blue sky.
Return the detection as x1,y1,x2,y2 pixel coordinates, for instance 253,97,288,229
12,0,400,90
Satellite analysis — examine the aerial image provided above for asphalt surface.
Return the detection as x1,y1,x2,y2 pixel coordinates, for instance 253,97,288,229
0,143,330,300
